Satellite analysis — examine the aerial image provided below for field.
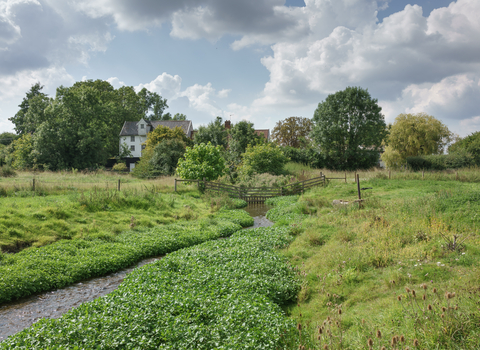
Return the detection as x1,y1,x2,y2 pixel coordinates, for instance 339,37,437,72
282,169,480,349
2,167,480,349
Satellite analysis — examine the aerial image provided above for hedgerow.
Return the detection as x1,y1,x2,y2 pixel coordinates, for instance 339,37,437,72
1,226,300,350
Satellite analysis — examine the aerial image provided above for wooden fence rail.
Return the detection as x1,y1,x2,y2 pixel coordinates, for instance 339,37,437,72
174,175,326,203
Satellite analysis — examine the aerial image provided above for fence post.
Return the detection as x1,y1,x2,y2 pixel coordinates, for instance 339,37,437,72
345,172,347,183
118,179,121,191
456,171,458,181
174,179,177,192
32,178,35,192
422,170,424,180
388,170,391,179
354,171,357,183
357,174,361,200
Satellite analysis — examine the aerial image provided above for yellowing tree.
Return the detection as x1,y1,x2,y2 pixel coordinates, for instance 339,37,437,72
272,116,312,148
145,125,192,151
382,113,452,168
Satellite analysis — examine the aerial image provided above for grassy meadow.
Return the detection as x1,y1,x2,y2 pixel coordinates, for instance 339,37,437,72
0,171,208,252
283,168,480,349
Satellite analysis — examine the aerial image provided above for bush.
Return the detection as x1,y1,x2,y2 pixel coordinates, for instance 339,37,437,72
0,165,17,177
407,152,474,171
177,142,225,181
240,143,289,176
112,163,127,172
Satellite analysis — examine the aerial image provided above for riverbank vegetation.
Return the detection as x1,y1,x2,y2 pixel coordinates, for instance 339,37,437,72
282,168,480,349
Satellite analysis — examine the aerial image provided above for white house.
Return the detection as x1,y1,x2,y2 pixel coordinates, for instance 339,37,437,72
119,118,194,171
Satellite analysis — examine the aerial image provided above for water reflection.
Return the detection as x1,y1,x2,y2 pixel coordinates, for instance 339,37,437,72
243,203,274,228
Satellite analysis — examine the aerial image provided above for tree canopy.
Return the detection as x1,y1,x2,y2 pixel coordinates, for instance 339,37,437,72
381,113,452,168
7,80,175,170
311,86,386,170
228,120,263,155
448,131,480,166
194,116,228,148
239,143,289,176
272,116,312,148
176,142,225,181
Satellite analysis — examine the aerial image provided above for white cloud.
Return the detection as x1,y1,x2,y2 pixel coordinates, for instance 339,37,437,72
179,83,224,116
217,89,231,98
106,77,125,88
135,73,182,100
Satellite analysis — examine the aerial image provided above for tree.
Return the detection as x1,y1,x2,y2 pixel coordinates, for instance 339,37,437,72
137,88,169,121
172,113,187,121
229,120,263,154
311,86,387,170
194,116,228,148
448,131,480,166
176,142,225,181
239,143,289,176
9,82,51,135
149,139,187,176
145,125,193,151
272,117,312,148
0,132,19,146
381,113,452,168
11,134,35,170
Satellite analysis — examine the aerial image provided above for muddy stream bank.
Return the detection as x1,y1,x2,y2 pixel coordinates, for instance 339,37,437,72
0,204,273,341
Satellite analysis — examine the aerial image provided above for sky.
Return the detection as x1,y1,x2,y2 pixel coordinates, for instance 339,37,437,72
1,0,479,137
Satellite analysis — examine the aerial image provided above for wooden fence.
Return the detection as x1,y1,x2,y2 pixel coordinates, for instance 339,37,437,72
175,175,326,203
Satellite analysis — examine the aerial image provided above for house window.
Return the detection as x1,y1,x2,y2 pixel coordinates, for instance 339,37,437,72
140,124,144,129
141,144,146,150
130,145,135,152
131,136,135,142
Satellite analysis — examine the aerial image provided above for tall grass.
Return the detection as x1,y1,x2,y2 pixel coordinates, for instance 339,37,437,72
284,176,480,349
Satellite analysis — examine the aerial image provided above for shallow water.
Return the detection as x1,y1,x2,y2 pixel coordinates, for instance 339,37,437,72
0,211,274,342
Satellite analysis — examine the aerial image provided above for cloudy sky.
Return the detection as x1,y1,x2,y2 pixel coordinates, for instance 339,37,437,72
1,0,479,136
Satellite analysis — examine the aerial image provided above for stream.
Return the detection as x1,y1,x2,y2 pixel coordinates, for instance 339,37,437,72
0,204,273,342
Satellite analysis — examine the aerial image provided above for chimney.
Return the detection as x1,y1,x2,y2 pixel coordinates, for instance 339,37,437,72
224,120,231,130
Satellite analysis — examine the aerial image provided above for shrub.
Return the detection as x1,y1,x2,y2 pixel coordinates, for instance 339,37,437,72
240,143,289,176
0,165,17,177
407,152,474,171
177,142,225,181
112,162,127,172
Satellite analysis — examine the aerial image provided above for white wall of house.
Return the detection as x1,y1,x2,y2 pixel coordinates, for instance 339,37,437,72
119,135,147,158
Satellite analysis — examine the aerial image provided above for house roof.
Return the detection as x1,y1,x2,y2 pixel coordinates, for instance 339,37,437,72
119,121,140,136
255,129,270,140
119,120,193,136
150,120,192,135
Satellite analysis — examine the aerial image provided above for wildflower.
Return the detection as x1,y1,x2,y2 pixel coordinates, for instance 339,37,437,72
367,338,374,347
376,330,382,338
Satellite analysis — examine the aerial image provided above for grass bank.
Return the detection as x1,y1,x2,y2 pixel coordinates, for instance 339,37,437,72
284,172,480,349
1,198,303,349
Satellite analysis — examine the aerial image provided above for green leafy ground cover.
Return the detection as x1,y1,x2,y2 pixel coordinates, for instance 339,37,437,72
0,210,252,304
1,225,302,349
282,174,480,349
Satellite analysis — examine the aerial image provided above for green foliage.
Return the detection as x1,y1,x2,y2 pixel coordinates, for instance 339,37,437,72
214,209,254,227
194,116,228,148
137,87,169,121
0,165,17,177
177,142,226,181
449,131,480,166
9,82,51,135
311,86,386,170
112,163,127,172
11,133,35,170
407,152,475,171
145,125,193,150
0,207,248,304
240,143,289,176
172,112,187,120
1,225,299,350
229,120,263,154
382,113,453,168
272,116,313,148
0,132,19,146
149,138,186,176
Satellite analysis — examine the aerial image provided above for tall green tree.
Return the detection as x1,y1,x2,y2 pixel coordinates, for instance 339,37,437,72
9,82,51,135
240,143,289,176
311,86,386,170
229,120,263,155
381,113,452,168
272,116,312,148
448,131,480,166
137,88,169,121
194,116,228,148
0,132,19,146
